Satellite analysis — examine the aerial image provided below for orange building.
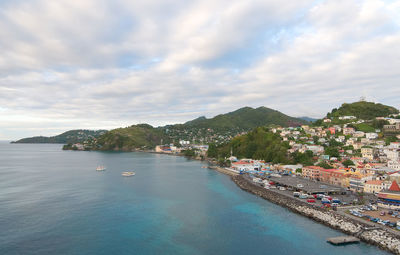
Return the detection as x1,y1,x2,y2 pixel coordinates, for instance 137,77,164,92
320,169,348,187
302,166,324,181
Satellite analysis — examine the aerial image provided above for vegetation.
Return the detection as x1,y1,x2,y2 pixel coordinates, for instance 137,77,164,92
327,101,398,120
324,146,340,158
183,106,308,131
385,136,398,146
290,150,314,166
12,130,107,144
206,143,218,158
352,123,376,133
317,162,333,169
215,127,291,164
93,124,170,151
342,159,355,168
182,149,196,157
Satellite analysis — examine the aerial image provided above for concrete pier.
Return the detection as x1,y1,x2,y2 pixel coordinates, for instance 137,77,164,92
327,236,360,245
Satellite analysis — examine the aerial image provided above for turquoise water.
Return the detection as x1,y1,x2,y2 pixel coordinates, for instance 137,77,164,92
0,142,389,255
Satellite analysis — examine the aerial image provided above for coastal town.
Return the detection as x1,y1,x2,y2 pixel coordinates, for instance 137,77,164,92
153,111,400,239
60,102,400,253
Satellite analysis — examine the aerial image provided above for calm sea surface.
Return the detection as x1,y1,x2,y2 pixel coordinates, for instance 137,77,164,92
0,142,389,255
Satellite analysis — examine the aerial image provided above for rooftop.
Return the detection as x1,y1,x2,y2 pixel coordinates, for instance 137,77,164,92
268,175,343,194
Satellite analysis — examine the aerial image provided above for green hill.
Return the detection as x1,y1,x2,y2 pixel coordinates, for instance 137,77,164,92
212,127,291,164
327,101,398,120
55,106,308,151
183,106,307,130
12,129,107,144
90,124,169,151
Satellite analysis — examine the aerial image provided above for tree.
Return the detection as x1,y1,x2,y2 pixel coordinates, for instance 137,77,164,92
291,150,314,166
317,162,333,169
325,146,340,158
182,149,196,157
385,136,398,146
207,143,218,158
342,159,354,168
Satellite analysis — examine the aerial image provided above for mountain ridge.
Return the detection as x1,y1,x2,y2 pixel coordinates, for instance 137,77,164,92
12,129,107,144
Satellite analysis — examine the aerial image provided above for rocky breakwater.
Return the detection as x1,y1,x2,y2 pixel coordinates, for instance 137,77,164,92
232,175,400,254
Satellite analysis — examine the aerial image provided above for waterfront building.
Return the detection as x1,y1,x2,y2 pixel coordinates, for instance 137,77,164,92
378,181,400,209
349,176,364,192
302,166,324,180
364,180,383,194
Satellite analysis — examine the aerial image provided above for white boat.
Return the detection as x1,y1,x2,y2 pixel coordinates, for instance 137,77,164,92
96,165,106,171
121,171,135,177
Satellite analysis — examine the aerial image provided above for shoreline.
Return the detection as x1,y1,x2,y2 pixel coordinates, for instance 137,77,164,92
207,166,239,176
231,174,400,255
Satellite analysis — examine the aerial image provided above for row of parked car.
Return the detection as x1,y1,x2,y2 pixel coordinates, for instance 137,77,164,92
293,192,342,206
349,208,400,230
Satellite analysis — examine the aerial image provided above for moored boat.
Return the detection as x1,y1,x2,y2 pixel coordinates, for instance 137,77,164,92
121,171,135,177
96,165,106,171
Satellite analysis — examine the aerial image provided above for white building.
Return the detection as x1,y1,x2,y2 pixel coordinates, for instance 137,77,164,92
386,150,400,162
354,131,365,138
339,116,357,120
343,127,355,135
388,161,400,170
366,133,378,139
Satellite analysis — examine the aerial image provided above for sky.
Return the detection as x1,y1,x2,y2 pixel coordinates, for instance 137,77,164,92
1,0,400,140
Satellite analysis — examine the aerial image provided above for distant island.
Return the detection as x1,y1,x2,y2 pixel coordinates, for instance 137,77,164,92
11,129,107,144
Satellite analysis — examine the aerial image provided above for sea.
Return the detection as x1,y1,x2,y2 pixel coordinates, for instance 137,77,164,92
0,142,389,255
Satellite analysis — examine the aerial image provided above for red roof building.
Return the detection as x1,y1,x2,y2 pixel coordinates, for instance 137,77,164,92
389,180,400,192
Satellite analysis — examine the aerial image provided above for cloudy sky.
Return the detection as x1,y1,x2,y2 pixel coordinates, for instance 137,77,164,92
1,0,400,140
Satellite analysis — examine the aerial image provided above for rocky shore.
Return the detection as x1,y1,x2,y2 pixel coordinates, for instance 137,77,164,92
232,175,400,254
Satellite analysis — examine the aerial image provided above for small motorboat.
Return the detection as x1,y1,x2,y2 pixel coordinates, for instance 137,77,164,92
121,171,135,177
96,165,106,171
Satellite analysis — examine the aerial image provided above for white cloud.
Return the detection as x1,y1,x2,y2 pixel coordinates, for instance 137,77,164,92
0,0,399,139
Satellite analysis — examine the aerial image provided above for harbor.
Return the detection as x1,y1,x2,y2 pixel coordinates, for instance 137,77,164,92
231,174,400,254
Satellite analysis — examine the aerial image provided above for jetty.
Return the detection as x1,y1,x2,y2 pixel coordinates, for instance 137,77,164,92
327,236,360,245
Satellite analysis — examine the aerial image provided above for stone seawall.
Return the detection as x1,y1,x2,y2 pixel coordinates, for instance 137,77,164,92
232,175,400,254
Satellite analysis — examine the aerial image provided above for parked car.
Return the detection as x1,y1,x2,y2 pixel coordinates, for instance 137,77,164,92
321,198,330,204
307,199,316,203
293,192,300,197
297,184,304,188
299,194,308,199
279,187,286,191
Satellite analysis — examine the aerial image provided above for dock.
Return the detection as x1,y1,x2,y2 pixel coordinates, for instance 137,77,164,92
327,236,360,245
